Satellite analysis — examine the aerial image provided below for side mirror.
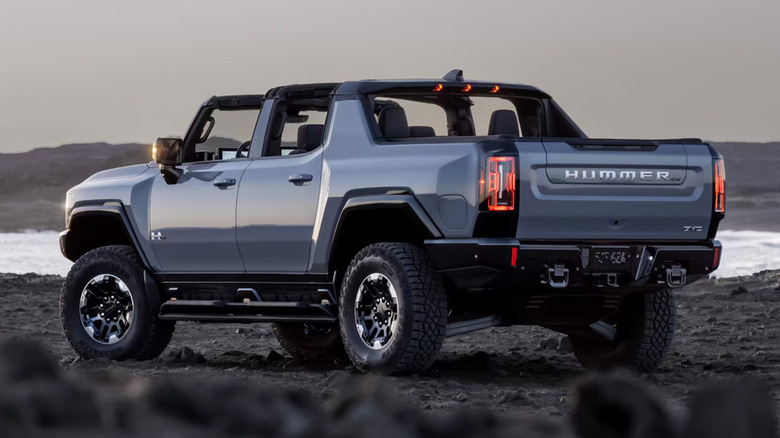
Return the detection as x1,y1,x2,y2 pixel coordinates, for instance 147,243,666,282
153,137,183,184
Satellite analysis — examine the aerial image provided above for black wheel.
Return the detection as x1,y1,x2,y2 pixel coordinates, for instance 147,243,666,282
339,242,447,374
60,245,175,360
272,322,346,361
569,289,675,372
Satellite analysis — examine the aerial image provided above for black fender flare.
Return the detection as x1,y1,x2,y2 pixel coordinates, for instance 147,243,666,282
327,193,443,271
61,204,147,262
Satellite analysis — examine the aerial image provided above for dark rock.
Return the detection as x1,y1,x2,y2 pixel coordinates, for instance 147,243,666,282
454,392,468,402
0,381,101,429
221,350,248,357
497,389,539,407
684,377,777,438
235,327,250,334
705,316,717,323
573,374,677,438
730,286,749,296
147,378,325,437
266,349,285,363
163,347,206,364
538,337,559,351
0,338,60,383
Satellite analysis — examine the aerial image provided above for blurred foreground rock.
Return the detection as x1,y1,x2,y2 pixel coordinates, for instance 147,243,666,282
0,338,776,438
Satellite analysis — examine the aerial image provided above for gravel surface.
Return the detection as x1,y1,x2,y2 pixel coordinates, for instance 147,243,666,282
0,271,778,436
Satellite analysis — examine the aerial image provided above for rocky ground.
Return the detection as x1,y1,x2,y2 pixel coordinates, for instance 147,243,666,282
0,271,778,437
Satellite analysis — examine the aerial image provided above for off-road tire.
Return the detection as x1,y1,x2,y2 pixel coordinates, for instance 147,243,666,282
60,245,175,360
569,289,675,372
339,243,447,374
272,322,346,361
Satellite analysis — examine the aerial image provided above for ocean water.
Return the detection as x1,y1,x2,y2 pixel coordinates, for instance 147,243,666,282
0,230,778,278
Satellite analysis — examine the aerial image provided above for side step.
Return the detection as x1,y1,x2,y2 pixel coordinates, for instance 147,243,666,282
158,300,337,323
446,315,501,338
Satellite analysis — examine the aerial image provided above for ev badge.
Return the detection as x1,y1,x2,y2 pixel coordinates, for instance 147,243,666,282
151,231,166,241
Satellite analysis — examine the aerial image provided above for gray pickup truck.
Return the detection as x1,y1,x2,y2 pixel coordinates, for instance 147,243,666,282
59,70,725,374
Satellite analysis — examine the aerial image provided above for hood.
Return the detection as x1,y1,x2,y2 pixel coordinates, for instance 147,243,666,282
84,162,153,182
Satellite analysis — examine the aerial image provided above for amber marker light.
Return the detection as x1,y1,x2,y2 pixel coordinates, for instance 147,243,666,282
490,85,500,93
461,84,472,92
433,83,443,92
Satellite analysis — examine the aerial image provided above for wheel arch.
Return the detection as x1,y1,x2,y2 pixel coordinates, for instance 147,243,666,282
61,204,149,267
328,194,442,290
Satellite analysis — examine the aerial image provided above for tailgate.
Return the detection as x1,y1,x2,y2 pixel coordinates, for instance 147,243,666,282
516,139,714,241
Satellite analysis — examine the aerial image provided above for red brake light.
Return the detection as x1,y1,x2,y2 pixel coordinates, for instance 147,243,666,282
713,245,721,269
487,156,516,211
714,158,725,213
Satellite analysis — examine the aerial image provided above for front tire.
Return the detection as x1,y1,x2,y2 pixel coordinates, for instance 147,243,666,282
60,245,175,360
339,243,447,374
569,289,675,372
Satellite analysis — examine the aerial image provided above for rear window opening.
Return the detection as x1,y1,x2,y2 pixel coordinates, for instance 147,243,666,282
367,91,544,140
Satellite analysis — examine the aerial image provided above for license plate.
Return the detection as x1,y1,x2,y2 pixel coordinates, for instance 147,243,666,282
590,247,632,271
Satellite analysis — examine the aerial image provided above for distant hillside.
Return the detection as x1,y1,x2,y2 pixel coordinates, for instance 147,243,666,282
0,141,777,232
0,143,150,231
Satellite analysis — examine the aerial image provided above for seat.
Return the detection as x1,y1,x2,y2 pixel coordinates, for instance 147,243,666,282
409,126,436,137
488,110,520,136
378,107,410,138
289,124,324,155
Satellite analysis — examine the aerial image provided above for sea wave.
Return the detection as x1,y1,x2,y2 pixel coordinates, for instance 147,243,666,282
0,230,777,278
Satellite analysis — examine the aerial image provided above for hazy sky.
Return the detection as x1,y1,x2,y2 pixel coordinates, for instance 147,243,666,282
1,0,778,152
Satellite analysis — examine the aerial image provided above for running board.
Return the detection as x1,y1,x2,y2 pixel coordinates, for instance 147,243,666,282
158,300,336,323
446,315,501,337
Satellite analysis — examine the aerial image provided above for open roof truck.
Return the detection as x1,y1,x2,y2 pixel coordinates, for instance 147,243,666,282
59,70,724,374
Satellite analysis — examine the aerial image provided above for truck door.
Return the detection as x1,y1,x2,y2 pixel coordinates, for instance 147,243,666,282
236,102,327,273
149,99,262,272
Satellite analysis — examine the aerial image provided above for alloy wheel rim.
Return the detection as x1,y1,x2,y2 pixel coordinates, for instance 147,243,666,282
79,274,135,345
354,273,399,350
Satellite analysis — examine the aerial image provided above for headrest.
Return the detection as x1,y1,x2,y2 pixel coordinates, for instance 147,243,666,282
378,107,410,138
488,110,520,136
297,124,324,151
410,126,436,137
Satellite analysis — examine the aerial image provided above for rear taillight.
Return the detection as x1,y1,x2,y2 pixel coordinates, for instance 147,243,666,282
487,156,516,211
713,245,722,269
714,158,725,213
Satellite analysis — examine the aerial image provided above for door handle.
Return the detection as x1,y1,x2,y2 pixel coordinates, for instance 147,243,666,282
213,178,236,188
288,174,313,185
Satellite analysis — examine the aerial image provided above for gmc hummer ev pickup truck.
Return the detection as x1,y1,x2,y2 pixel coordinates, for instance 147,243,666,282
59,70,725,374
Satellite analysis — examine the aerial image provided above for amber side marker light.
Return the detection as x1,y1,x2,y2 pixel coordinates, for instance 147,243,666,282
433,83,443,92
714,158,726,213
461,84,472,92
490,85,500,93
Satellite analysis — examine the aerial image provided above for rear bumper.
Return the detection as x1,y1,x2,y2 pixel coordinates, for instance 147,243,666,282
425,238,721,292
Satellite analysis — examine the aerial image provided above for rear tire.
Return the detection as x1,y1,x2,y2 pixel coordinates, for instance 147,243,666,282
60,245,175,361
339,243,447,374
569,289,675,372
272,322,345,361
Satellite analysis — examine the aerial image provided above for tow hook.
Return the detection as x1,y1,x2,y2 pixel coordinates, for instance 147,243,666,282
547,264,569,288
665,264,686,288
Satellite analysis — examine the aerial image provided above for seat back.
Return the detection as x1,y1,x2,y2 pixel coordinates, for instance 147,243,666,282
488,110,520,136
